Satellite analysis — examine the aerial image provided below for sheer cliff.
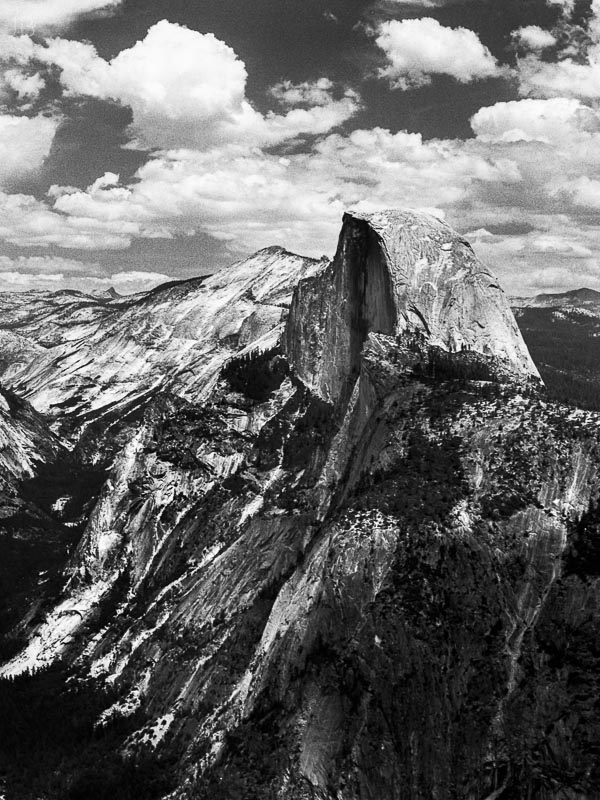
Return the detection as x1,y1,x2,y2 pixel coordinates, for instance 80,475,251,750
287,210,539,405
0,211,598,800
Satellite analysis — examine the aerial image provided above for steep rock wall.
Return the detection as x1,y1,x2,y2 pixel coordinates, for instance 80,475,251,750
286,210,539,405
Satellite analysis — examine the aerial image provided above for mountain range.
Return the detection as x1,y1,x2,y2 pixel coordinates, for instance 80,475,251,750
512,287,600,412
0,210,599,800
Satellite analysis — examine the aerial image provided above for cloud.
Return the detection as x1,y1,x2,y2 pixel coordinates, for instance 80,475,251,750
519,56,600,100
87,270,171,294
468,226,600,295
375,17,504,88
545,0,575,15
28,127,521,259
0,255,169,294
0,0,123,33
0,255,98,274
270,78,336,107
3,68,45,99
0,188,142,249
374,0,464,8
381,0,442,5
0,18,599,297
517,0,600,99
513,25,557,51
1,111,599,295
0,114,59,186
565,176,600,209
471,97,600,143
11,22,359,150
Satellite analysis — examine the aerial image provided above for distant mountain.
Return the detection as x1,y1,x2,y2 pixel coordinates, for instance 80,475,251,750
512,287,600,411
513,286,600,309
0,214,599,800
90,286,121,300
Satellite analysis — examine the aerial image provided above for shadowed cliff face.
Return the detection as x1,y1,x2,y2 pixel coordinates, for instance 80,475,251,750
0,387,84,653
0,211,598,800
286,211,539,405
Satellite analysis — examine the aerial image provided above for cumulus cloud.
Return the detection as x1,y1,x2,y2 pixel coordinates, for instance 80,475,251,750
0,17,599,296
270,78,337,107
375,17,503,89
0,114,58,186
0,0,123,33
513,26,557,51
3,68,45,98
471,97,600,143
9,22,359,149
519,57,600,100
18,126,522,259
468,226,600,295
0,189,142,249
517,0,600,99
1,109,599,295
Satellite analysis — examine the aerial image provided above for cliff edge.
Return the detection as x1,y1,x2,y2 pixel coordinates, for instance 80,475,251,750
286,209,540,403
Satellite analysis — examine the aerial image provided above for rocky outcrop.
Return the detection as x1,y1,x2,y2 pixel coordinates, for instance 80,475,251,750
0,211,598,800
0,248,321,441
286,210,539,404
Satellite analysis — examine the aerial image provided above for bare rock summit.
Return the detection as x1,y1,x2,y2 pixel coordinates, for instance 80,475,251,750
287,209,540,403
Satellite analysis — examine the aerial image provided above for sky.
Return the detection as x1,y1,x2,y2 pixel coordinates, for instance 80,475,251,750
0,0,599,295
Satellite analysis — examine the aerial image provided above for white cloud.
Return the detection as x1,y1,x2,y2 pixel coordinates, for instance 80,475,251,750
1,112,600,295
466,225,600,295
0,255,169,294
519,56,600,100
378,0,459,7
517,0,600,99
85,270,170,294
471,97,600,143
0,0,123,33
14,22,358,149
566,176,600,209
513,26,556,51
270,78,336,107
0,114,58,185
3,68,45,98
375,17,503,89
381,0,440,6
0,255,97,274
0,18,599,297
546,0,575,15
0,189,142,249
29,128,521,258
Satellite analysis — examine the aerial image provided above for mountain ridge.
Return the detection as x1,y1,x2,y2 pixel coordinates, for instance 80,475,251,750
512,286,600,308
0,210,598,800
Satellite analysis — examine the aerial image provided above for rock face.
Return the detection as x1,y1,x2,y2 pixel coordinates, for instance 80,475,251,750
0,247,322,441
0,211,599,800
0,387,80,647
287,210,539,403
